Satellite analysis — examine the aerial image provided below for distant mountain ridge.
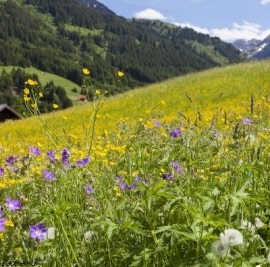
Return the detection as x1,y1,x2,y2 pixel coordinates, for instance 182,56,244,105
79,0,116,16
233,35,270,59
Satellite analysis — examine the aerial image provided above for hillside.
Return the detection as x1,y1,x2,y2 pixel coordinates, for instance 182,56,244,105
1,59,270,153
0,0,244,98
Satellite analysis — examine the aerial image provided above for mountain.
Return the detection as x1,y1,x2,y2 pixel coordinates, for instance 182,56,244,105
79,0,116,16
233,35,270,59
0,0,244,98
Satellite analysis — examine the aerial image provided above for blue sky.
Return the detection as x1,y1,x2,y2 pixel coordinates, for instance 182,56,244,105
97,0,270,42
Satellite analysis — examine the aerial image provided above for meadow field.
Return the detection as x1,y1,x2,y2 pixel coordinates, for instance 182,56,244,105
1,60,270,266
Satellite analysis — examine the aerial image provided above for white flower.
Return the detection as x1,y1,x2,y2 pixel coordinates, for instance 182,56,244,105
220,229,243,246
84,231,95,243
44,227,55,241
241,220,255,233
211,240,230,257
255,217,264,228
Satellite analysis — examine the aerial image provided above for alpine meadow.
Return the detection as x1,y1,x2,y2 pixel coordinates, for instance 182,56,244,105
2,0,270,266
1,59,270,266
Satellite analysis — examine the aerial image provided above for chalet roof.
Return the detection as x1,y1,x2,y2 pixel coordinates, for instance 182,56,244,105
0,104,23,119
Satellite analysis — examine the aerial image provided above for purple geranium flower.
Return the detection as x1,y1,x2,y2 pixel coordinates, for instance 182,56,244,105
5,197,21,211
162,173,174,180
120,182,127,190
153,120,161,127
242,117,253,126
5,156,19,164
0,212,7,232
170,128,182,138
84,186,94,194
46,151,55,164
29,146,42,156
76,157,91,167
0,168,4,176
129,183,137,190
29,223,48,240
170,161,182,174
61,148,71,167
42,170,57,181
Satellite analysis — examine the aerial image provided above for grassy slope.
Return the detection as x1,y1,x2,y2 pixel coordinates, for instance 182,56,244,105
1,59,270,153
0,66,81,100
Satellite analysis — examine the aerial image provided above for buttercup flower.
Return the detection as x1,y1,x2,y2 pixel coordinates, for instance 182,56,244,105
220,229,243,246
211,240,230,257
117,71,124,77
29,223,48,240
6,197,21,211
82,68,90,75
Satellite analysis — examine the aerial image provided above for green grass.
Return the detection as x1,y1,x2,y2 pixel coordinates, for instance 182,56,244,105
0,66,81,101
1,60,270,266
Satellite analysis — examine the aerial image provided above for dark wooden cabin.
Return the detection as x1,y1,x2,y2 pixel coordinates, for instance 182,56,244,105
0,104,23,123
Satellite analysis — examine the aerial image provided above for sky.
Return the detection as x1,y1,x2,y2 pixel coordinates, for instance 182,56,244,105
97,0,270,43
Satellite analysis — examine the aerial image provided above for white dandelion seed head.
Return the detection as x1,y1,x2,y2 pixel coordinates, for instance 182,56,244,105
211,240,230,257
220,229,243,246
84,230,95,243
255,217,264,228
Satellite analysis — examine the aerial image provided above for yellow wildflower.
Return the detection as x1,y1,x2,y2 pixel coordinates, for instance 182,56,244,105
27,79,38,86
24,95,30,102
4,220,14,227
95,90,101,95
39,92,43,97
53,104,59,109
15,247,23,253
31,103,37,109
24,88,30,94
116,192,121,197
82,68,90,75
117,71,124,77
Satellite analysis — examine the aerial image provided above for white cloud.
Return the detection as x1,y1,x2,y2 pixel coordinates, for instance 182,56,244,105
261,0,270,5
175,21,270,42
134,8,166,20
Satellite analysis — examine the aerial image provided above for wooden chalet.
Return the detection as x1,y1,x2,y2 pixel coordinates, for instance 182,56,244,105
0,104,23,123
77,95,88,101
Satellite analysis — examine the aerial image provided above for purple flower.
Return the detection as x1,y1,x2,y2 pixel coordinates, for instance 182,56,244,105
170,128,182,138
115,175,124,181
46,151,55,164
170,161,182,174
29,223,48,240
62,148,71,167
129,183,137,190
162,173,174,180
0,212,7,232
76,157,91,167
242,117,253,126
84,186,94,194
5,156,18,164
42,170,57,181
153,120,161,127
29,146,42,156
0,168,4,176
5,197,21,211
120,182,127,190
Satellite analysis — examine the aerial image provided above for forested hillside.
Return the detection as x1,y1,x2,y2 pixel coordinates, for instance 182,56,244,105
0,0,244,92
